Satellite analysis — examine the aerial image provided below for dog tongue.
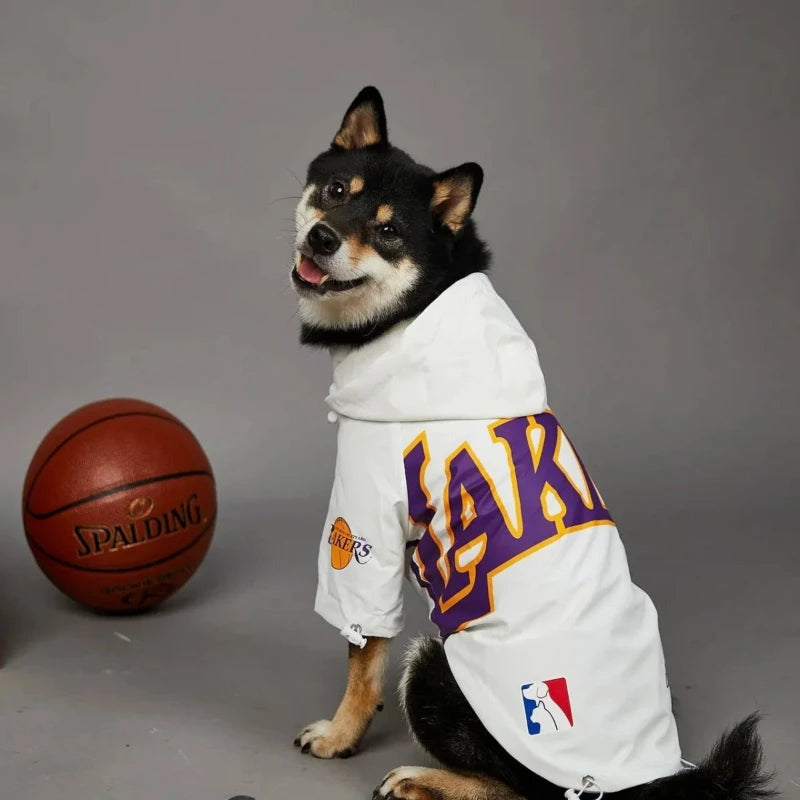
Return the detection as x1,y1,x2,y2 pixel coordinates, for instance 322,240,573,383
298,257,328,285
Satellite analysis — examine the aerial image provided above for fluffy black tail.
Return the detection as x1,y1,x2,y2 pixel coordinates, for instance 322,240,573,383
642,714,777,800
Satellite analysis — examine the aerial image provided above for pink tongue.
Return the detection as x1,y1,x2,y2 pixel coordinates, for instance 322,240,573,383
298,257,327,285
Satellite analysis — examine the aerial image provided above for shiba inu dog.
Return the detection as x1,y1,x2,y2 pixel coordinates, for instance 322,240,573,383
290,86,775,800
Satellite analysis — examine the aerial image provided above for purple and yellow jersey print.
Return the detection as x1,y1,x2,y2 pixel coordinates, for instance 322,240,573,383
403,410,614,637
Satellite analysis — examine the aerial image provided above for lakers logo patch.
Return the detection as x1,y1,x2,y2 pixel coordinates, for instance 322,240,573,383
328,517,373,570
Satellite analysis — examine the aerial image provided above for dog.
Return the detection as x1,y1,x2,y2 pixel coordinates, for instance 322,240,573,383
289,86,776,800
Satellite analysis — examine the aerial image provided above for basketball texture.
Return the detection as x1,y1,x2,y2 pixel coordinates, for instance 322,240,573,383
22,398,217,613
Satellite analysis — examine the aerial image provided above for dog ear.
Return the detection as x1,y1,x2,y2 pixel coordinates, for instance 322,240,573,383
332,86,388,151
430,163,484,234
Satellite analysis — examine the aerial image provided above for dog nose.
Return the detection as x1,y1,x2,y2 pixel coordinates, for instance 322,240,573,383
307,223,341,256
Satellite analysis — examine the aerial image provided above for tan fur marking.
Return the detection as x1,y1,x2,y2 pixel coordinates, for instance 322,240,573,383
381,768,523,800
376,204,394,224
350,176,365,195
431,177,473,233
345,235,376,265
334,106,382,150
298,637,390,758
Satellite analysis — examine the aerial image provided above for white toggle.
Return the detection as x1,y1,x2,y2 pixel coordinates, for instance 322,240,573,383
327,411,339,424
340,624,367,648
564,776,603,800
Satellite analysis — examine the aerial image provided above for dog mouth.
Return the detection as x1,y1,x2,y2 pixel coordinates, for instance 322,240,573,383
292,255,367,295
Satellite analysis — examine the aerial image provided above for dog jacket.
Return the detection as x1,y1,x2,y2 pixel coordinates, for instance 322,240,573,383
314,273,684,792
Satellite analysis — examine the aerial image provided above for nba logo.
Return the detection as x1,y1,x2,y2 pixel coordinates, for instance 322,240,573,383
521,678,574,735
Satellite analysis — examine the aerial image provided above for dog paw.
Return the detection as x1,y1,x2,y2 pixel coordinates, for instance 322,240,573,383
293,719,357,759
373,767,434,800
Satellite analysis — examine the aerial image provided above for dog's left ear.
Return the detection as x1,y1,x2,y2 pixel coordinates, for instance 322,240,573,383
430,163,484,234
332,86,388,151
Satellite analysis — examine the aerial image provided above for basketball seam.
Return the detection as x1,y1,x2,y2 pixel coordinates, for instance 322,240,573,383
25,510,217,574
24,411,204,511
25,470,215,519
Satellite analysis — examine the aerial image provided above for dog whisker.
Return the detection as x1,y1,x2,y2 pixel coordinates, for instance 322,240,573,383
266,195,302,207
284,167,304,188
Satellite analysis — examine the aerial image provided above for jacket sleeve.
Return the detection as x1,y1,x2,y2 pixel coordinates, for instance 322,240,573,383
314,417,411,642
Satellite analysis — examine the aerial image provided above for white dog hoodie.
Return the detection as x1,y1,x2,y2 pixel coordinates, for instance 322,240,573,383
314,272,684,793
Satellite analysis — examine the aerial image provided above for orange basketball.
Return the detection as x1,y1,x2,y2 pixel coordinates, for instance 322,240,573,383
329,517,354,570
22,398,217,613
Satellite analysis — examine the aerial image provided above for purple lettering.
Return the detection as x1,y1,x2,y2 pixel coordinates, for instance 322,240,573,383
404,413,613,636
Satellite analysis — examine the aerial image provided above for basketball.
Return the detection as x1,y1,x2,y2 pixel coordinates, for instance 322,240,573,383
329,517,354,570
22,398,217,613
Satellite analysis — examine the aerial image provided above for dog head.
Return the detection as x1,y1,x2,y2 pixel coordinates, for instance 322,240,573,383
292,86,490,348
522,682,551,702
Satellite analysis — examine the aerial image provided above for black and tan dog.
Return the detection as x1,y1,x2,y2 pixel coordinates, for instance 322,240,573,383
289,87,775,800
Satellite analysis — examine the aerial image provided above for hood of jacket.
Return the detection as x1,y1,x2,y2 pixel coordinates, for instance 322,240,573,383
325,273,548,423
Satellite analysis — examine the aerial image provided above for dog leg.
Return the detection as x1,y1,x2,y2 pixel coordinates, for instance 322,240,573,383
294,636,391,758
374,767,524,800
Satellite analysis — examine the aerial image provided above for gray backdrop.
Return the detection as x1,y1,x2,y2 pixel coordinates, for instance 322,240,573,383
1,2,798,799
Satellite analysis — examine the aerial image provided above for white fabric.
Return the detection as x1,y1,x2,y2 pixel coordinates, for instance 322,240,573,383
313,273,683,792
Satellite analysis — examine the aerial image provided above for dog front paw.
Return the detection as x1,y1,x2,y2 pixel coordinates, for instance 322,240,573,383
293,719,357,759
374,767,434,800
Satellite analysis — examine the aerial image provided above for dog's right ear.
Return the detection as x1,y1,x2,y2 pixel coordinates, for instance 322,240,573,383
332,87,388,151
430,163,484,234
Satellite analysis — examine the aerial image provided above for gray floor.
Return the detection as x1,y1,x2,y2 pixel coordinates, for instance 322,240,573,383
1,499,432,800
1,494,798,799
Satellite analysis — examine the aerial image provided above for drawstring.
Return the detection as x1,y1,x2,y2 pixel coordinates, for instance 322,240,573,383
564,758,697,800
564,775,603,800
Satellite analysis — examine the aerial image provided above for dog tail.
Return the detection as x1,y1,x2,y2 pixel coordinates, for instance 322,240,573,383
644,714,777,800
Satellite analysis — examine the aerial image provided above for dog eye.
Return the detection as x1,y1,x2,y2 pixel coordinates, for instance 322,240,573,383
328,181,347,198
379,224,399,240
